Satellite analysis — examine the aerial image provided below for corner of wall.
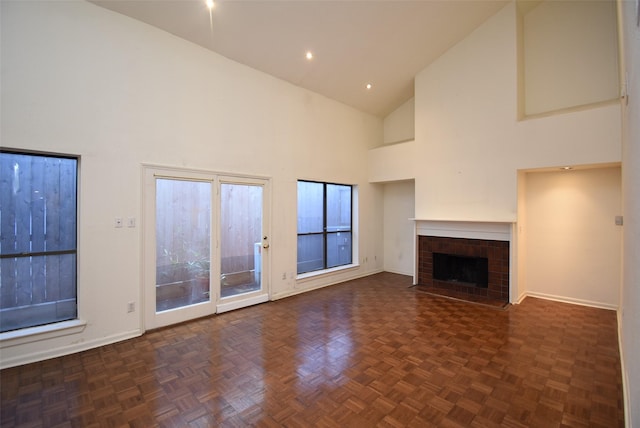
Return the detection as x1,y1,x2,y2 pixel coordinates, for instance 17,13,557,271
382,98,415,146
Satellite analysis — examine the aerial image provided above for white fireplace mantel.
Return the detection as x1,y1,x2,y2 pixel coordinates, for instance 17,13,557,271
412,219,514,242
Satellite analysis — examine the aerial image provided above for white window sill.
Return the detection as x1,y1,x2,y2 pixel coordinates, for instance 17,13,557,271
0,319,87,348
296,263,360,282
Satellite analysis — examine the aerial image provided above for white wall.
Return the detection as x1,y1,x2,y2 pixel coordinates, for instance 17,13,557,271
382,181,415,275
415,3,519,221
515,170,528,302
523,0,619,116
523,167,621,308
367,140,417,183
0,0,383,368
374,101,417,277
619,0,640,425
414,2,621,222
383,98,415,145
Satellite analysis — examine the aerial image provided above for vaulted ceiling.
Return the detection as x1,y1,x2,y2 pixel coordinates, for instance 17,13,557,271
91,0,508,117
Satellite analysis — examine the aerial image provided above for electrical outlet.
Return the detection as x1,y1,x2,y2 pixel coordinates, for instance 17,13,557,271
282,272,286,280
127,301,135,313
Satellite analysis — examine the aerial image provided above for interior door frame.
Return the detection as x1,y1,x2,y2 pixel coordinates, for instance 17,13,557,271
141,164,271,331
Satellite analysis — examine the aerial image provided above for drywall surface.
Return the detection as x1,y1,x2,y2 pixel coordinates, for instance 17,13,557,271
414,2,621,222
368,140,417,183
523,0,619,115
383,98,415,145
523,167,621,308
0,0,382,367
383,181,415,276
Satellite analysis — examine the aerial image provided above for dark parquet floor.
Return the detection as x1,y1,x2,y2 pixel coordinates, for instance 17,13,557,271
0,272,624,427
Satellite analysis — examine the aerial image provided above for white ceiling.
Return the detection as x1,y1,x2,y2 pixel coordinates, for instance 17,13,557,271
91,0,508,117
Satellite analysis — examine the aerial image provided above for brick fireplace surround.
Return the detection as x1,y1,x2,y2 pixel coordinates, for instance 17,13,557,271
417,235,510,304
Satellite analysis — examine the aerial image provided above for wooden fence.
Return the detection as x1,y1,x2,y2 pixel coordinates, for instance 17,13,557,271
220,183,262,275
155,180,262,285
0,152,77,332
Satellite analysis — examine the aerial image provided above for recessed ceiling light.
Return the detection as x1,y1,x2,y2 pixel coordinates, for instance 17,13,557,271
366,83,372,90
306,51,313,60
205,0,214,10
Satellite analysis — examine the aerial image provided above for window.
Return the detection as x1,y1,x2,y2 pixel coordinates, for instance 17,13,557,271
0,151,78,333
297,180,352,274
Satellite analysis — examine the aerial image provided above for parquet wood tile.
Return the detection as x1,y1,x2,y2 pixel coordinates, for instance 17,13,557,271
1,272,624,427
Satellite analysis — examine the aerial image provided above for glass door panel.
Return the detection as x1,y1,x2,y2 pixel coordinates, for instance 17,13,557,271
220,183,263,298
144,166,269,329
155,178,211,312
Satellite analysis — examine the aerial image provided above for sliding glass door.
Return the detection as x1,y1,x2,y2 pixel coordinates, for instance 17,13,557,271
216,178,270,313
143,167,269,330
155,178,212,312
220,182,263,298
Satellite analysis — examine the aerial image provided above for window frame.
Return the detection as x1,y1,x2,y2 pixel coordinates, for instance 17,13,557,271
0,149,79,333
297,180,353,275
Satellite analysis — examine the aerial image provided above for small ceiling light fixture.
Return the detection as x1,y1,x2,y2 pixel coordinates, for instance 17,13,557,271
305,51,314,60
561,166,573,170
366,83,372,90
205,0,214,10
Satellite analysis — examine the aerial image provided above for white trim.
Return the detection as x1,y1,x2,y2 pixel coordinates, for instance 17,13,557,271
141,162,271,182
0,328,142,370
0,319,87,348
274,269,383,301
509,222,518,304
296,263,359,281
383,267,414,276
618,310,631,428
524,291,618,311
413,221,418,284
217,294,268,314
412,218,516,223
515,291,528,304
413,219,513,241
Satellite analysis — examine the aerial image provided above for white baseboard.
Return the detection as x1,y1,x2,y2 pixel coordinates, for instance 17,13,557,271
272,268,384,301
514,292,527,305
523,291,618,311
0,329,143,370
382,267,413,276
618,310,631,428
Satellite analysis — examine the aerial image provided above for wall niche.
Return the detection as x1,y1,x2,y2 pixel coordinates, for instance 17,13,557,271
517,0,619,118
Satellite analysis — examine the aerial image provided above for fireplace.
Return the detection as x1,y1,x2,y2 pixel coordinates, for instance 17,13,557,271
433,253,488,288
417,235,509,304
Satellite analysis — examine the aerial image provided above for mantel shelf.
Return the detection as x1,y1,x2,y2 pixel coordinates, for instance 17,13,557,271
413,220,513,242
411,218,516,224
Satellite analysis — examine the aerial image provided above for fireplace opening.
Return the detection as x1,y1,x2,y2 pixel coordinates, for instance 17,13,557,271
433,253,489,288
